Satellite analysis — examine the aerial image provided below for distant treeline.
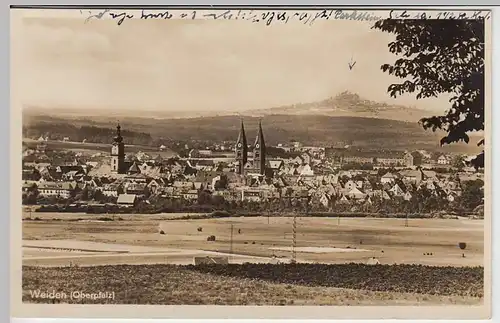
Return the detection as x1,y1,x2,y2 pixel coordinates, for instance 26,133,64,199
23,123,154,146
22,114,483,154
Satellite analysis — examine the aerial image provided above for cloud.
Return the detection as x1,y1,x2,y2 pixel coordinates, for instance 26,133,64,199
22,22,112,61
13,15,452,113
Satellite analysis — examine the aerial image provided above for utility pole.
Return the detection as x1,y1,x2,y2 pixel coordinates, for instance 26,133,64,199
230,224,234,256
291,214,297,264
405,212,409,227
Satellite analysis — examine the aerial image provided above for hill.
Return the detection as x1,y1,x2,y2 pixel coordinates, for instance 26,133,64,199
242,91,432,123
23,91,435,123
21,113,482,154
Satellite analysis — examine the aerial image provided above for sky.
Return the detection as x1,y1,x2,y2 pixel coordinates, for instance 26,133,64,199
12,9,453,114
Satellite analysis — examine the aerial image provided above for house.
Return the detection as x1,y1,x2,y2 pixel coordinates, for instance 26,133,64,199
117,194,137,206
140,163,163,178
37,182,75,198
291,141,302,149
125,182,147,195
403,191,413,201
146,179,161,194
267,160,284,175
376,157,405,166
370,189,391,200
182,190,199,200
400,169,423,184
241,189,262,202
299,164,314,176
404,152,414,167
404,151,422,167
425,181,437,191
389,183,405,197
319,193,331,208
102,183,122,197
347,187,366,200
212,189,238,201
437,155,450,165
127,161,141,174
173,180,195,191
344,180,358,190
422,170,438,181
338,194,350,204
381,172,396,184
194,171,222,189
343,156,374,164
62,170,84,181
161,187,177,198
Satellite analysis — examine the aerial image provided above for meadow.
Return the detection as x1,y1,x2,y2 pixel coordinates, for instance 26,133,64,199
21,212,484,305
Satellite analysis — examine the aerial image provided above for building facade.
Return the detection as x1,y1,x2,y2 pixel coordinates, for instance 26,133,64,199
251,121,266,175
111,124,126,174
235,120,268,176
235,120,248,175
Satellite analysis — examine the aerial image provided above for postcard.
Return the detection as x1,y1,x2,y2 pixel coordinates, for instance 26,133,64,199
10,6,491,319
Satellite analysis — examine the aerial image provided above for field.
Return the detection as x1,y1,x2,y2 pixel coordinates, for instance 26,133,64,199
23,139,176,157
23,264,483,305
23,212,484,267
22,212,484,305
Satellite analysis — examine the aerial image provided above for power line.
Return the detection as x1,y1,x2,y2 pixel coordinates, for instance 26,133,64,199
292,214,297,264
230,224,234,257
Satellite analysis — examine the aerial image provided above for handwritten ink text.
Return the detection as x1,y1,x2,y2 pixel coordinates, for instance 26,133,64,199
80,9,492,27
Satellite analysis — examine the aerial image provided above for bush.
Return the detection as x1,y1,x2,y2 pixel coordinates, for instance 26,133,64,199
211,210,232,218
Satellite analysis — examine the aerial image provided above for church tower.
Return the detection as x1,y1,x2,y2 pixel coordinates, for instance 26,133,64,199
111,124,125,174
252,120,266,175
235,120,248,175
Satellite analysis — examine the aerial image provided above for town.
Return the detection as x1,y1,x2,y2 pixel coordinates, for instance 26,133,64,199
21,121,484,217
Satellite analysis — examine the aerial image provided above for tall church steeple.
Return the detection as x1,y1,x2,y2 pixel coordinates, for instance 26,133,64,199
253,120,266,175
114,124,123,143
111,123,125,174
235,120,248,175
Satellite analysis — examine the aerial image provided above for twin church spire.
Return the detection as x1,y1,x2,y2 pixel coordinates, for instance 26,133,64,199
235,119,266,176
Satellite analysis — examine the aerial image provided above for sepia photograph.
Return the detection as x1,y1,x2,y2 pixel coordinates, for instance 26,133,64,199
11,6,491,319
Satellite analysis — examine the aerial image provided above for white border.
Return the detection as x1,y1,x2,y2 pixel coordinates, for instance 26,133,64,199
5,2,498,323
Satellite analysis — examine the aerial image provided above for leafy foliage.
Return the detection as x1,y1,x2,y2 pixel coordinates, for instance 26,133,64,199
23,123,154,146
24,114,455,150
459,179,484,210
373,19,485,168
